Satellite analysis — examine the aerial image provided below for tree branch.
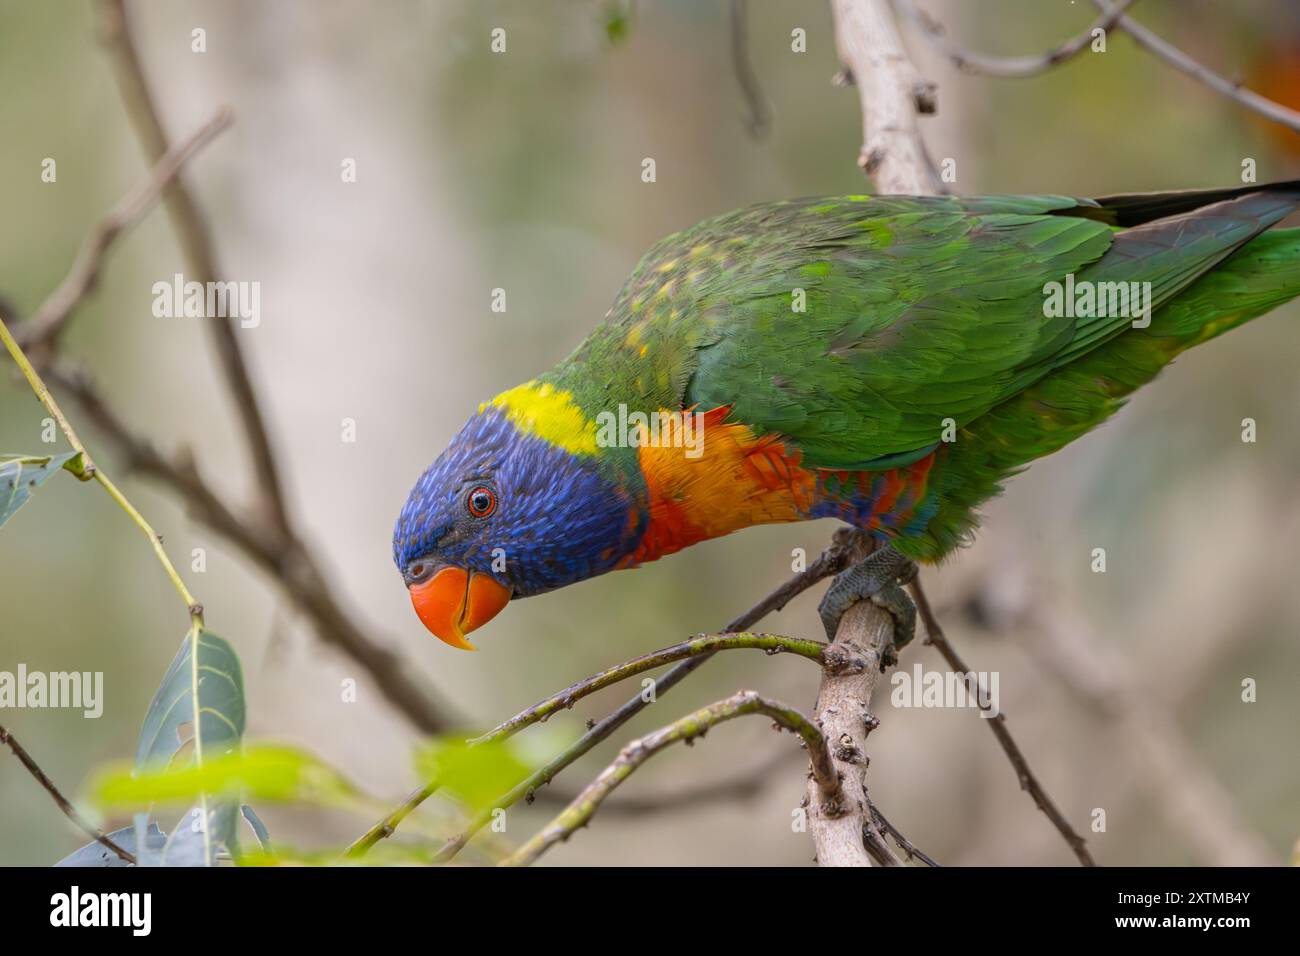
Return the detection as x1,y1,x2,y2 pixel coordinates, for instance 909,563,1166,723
797,0,949,867
398,533,864,863
830,0,941,194
729,0,772,138
909,575,1097,866
870,802,939,866
1093,0,1300,135
500,691,839,867
804,598,893,866
1,723,136,865
94,0,292,540
3,320,204,633
41,360,459,734
568,746,799,815
1006,596,1275,865
14,108,233,351
473,631,848,745
11,1,463,737
895,0,1137,78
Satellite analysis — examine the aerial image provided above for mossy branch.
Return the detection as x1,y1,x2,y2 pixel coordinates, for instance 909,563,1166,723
349,534,864,861
473,631,842,745
499,690,839,867
345,630,842,858
1,312,203,630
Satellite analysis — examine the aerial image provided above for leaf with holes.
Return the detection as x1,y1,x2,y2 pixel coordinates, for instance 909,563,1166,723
0,452,78,529
134,628,245,866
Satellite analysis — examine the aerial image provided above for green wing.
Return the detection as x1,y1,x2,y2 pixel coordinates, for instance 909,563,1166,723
685,195,1113,468
898,226,1300,560
549,186,1300,473
677,190,1298,469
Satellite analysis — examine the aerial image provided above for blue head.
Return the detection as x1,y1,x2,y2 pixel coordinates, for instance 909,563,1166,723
393,403,639,649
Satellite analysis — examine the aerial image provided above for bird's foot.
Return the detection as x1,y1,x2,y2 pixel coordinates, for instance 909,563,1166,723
818,543,918,667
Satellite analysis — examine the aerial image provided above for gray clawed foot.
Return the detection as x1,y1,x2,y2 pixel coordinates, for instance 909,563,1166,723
817,543,918,667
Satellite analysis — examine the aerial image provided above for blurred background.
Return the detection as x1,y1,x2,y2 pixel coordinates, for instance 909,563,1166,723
2,0,1299,866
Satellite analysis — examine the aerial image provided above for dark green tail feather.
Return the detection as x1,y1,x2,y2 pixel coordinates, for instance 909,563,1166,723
1066,179,1300,227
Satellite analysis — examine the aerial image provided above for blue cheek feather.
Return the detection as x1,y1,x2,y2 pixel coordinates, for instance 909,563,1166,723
393,409,639,598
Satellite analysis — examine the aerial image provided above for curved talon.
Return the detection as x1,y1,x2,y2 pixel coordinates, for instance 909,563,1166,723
817,544,918,663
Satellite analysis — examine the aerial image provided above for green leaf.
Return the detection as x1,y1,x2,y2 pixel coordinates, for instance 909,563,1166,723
241,804,271,852
413,736,534,812
136,628,245,768
602,1,632,45
94,744,359,809
0,452,77,529
133,628,246,865
239,841,437,867
155,806,243,867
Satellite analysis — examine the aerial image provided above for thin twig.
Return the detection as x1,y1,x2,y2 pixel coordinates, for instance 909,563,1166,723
1,321,203,629
349,631,832,855
42,360,459,733
804,593,893,867
729,0,771,138
861,817,904,866
499,691,838,867
20,2,461,734
421,533,862,863
1093,0,1300,134
895,0,1137,78
830,0,941,194
572,746,798,815
870,802,939,866
94,0,292,540
473,631,839,745
1,723,136,865
1008,596,1275,865
14,108,233,350
909,574,1096,866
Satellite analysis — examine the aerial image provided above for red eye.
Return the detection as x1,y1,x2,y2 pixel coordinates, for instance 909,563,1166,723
467,486,496,518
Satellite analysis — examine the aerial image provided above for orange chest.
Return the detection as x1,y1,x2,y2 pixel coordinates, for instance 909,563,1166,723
620,407,817,567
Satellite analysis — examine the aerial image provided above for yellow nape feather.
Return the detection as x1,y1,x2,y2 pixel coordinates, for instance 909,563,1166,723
482,380,599,456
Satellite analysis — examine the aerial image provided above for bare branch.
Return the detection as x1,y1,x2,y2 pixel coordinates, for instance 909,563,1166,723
4,320,205,633
895,0,1137,78
794,0,949,869
423,533,863,863
830,0,941,194
1,723,136,865
909,574,1097,866
805,598,893,866
870,802,939,866
94,0,293,539
42,360,459,734
1092,0,1300,134
729,0,772,138
861,816,905,866
1011,601,1275,866
805,4,946,864
574,747,799,815
14,108,232,350
343,630,829,859
10,3,462,741
500,691,839,867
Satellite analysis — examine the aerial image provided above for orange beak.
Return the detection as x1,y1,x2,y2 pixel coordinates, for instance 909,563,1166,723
408,566,512,650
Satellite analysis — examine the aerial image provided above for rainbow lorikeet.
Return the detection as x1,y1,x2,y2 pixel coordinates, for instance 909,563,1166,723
394,183,1300,650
